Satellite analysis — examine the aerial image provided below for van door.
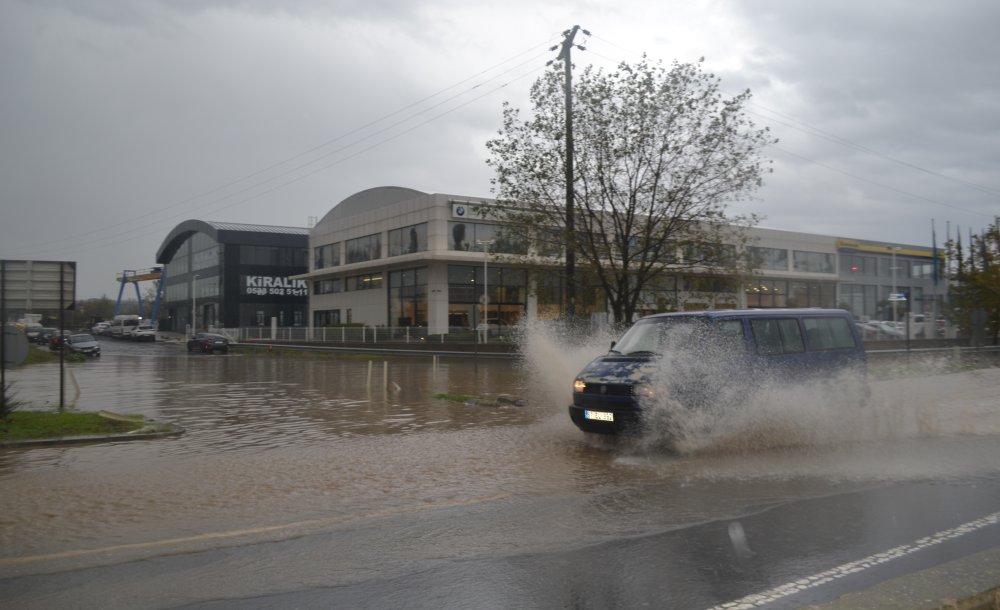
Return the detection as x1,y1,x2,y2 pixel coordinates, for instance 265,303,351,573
801,315,865,373
749,317,808,380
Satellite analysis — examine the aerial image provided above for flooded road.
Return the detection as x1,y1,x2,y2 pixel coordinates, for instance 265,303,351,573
2,335,1000,608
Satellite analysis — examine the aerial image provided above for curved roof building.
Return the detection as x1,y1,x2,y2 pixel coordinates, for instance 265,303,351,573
154,220,309,332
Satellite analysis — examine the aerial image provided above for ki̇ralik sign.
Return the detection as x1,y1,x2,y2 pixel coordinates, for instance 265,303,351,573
243,275,307,297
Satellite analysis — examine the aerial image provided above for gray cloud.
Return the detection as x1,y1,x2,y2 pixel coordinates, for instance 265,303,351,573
2,0,997,299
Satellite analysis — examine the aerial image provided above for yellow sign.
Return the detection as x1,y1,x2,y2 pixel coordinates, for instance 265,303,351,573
836,240,931,258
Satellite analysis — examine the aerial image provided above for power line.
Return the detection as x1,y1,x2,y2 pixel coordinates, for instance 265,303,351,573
4,50,552,261
1,38,557,261
587,33,1000,205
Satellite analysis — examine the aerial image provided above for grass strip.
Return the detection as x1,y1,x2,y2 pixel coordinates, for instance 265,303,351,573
0,411,144,441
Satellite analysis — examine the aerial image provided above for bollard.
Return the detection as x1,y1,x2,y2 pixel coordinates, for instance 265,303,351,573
367,360,373,389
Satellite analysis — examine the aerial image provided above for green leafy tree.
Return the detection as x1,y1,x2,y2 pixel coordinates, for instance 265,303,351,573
485,57,775,324
946,218,1000,345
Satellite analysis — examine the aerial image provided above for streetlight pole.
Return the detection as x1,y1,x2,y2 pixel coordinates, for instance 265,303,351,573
888,247,899,324
477,240,494,345
191,274,200,336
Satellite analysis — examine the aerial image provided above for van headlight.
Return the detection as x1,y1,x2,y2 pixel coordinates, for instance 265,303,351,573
633,383,657,398
573,379,587,393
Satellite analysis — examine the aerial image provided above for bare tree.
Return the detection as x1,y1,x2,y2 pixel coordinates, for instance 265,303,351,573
486,57,775,323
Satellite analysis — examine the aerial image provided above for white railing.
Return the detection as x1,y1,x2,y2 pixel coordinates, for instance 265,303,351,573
233,325,515,345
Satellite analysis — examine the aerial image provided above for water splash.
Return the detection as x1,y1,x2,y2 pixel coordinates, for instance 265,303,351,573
514,318,1000,456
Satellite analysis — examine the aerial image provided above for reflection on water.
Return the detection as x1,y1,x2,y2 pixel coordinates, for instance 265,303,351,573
0,341,587,560
4,343,536,455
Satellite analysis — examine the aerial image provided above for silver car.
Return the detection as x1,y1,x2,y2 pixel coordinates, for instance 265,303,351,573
66,333,101,357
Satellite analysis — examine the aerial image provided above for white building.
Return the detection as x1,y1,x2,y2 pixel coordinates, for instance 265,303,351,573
294,186,943,335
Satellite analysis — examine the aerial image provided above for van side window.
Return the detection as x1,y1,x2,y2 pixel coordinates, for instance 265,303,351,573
714,319,747,351
751,318,804,355
803,316,857,350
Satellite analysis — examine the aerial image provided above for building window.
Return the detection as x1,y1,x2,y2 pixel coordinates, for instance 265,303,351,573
314,278,342,294
388,267,428,326
841,254,880,276
749,246,788,271
240,245,308,267
684,243,737,267
345,273,383,291
388,224,428,256
346,234,381,264
912,261,934,280
637,274,678,312
314,309,340,326
314,243,340,270
534,227,565,258
446,264,527,329
745,279,788,307
793,250,835,274
448,222,527,254
684,274,737,293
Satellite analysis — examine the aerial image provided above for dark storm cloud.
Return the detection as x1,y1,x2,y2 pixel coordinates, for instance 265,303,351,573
718,1,1000,241
2,0,997,299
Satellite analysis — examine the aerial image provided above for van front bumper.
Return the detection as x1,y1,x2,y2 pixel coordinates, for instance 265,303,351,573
568,404,643,434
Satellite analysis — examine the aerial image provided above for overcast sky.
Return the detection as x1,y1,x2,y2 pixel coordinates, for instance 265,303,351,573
2,0,998,300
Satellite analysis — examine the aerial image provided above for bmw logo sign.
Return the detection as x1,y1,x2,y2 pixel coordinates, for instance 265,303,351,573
455,205,466,216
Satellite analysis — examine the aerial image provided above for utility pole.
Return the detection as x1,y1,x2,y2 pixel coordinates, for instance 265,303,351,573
549,25,588,319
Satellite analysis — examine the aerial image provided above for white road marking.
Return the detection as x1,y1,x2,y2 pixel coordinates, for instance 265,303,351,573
709,510,1000,609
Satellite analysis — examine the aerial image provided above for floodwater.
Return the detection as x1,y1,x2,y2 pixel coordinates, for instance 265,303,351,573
2,329,1000,587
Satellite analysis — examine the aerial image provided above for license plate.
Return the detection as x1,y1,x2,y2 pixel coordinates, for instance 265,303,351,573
584,410,614,422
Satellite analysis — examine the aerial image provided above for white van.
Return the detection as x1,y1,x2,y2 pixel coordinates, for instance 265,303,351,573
109,315,140,338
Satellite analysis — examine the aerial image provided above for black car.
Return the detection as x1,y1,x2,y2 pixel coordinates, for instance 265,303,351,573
187,332,230,354
36,327,60,345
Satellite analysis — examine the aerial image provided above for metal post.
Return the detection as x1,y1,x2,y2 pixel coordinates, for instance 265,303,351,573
58,263,65,411
1,260,6,416
191,274,200,336
477,239,493,345
890,248,898,324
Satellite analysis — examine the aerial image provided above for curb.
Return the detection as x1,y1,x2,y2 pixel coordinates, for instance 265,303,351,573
0,417,185,449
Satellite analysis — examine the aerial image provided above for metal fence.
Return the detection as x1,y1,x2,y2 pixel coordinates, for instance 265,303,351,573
223,325,517,346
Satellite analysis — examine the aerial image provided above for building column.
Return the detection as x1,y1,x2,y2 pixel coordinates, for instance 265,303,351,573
426,263,449,335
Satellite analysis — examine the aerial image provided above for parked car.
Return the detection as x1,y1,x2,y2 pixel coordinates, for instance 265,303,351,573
187,332,230,354
24,324,44,343
36,327,60,345
127,324,157,341
868,320,904,339
65,333,101,357
48,331,72,350
92,322,110,335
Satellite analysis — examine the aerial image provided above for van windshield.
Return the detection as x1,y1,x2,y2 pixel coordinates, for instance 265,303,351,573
612,317,746,357
612,318,704,356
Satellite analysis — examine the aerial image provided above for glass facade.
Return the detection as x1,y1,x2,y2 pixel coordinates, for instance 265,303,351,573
388,267,427,327
302,191,944,335
158,224,308,331
446,264,526,329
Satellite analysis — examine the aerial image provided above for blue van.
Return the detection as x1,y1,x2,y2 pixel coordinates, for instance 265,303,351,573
568,308,868,435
